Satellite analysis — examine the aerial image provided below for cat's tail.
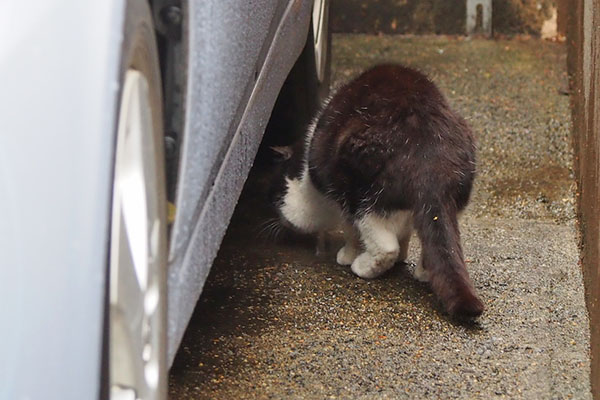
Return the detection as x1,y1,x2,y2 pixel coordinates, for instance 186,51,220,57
413,195,484,318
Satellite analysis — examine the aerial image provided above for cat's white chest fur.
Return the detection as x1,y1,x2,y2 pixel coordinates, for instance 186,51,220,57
280,170,342,233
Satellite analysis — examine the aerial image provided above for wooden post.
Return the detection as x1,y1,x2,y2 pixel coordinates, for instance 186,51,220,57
466,0,492,37
568,0,600,398
557,0,568,36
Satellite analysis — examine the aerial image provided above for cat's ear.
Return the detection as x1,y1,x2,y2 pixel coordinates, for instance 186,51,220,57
270,146,293,162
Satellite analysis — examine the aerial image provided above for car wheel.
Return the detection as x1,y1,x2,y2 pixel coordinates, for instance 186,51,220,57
105,0,168,399
311,0,332,102
298,0,332,116
260,0,332,150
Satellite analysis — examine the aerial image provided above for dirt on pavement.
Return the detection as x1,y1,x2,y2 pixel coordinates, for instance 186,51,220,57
168,35,591,399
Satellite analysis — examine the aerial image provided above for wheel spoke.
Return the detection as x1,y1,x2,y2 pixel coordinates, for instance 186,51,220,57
110,69,165,400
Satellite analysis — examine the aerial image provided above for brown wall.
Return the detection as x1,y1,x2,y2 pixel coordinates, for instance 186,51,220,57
557,0,569,35
567,0,600,397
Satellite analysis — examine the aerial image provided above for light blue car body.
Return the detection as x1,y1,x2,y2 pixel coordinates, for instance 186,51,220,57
0,0,312,398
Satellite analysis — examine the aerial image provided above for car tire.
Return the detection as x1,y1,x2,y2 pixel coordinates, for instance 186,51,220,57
261,0,332,150
311,0,332,103
101,0,168,399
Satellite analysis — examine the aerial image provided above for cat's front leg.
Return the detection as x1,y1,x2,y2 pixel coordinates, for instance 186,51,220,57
350,214,399,279
398,234,411,262
413,255,430,282
316,231,328,256
336,222,361,265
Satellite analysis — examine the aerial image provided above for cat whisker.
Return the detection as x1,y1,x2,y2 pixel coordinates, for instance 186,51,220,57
257,217,275,232
257,217,280,239
272,223,284,241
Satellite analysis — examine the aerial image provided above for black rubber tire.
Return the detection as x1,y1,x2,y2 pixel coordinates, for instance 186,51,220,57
260,0,332,152
312,0,332,103
100,0,167,398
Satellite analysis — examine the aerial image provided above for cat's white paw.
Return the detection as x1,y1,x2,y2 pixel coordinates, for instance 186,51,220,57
413,262,430,282
351,253,384,279
336,245,358,266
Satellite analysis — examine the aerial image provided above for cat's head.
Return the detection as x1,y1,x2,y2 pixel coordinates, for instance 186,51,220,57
269,143,339,235
268,145,295,206
267,144,315,234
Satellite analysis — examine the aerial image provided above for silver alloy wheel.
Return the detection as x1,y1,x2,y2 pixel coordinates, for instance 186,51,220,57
312,0,329,83
109,69,167,400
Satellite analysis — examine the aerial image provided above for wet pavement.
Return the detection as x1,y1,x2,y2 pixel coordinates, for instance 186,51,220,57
169,35,591,399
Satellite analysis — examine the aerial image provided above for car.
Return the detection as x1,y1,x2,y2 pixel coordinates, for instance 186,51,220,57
0,0,330,399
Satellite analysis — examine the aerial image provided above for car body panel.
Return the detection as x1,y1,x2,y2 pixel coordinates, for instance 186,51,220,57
0,0,313,396
167,0,312,364
168,1,284,264
0,1,126,398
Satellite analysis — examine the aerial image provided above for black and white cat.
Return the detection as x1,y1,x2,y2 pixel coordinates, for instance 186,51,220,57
271,64,484,317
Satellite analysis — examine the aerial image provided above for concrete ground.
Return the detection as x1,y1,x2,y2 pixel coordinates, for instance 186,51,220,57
168,35,592,399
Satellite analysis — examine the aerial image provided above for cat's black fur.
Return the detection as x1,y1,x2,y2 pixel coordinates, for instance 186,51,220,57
277,64,483,317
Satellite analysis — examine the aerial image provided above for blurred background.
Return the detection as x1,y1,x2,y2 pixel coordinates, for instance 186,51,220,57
331,0,561,36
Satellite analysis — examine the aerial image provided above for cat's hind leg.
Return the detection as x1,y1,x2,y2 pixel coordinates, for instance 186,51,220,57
351,213,399,279
336,221,361,266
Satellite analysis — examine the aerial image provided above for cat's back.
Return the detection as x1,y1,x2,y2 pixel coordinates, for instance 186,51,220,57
311,64,459,168
312,64,455,153
325,64,444,118
351,64,440,99
309,63,475,205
